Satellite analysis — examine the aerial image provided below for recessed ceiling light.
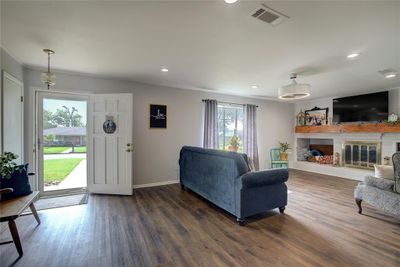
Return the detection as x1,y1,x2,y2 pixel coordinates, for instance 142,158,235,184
251,85,259,89
161,68,169,72
347,53,360,59
385,73,396,79
224,0,238,4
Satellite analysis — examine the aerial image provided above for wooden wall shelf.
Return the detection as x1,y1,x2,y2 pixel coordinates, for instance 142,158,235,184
295,123,400,133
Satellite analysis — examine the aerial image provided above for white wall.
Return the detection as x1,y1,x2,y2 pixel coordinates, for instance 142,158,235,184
23,68,294,187
1,48,24,154
1,48,24,81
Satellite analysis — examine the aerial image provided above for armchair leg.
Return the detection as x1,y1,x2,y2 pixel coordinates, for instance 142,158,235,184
279,207,285,214
355,198,362,214
236,218,245,226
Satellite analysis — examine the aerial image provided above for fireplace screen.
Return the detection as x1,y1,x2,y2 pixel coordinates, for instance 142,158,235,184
342,141,381,169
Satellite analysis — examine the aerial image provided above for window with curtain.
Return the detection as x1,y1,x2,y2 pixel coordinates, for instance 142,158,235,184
217,104,244,152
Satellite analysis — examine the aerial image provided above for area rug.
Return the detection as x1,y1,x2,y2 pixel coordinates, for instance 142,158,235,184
24,193,89,213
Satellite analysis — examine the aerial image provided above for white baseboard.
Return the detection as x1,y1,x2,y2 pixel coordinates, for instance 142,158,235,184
133,179,180,189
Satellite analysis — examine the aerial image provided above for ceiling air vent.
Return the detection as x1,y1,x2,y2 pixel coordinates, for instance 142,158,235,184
251,4,289,26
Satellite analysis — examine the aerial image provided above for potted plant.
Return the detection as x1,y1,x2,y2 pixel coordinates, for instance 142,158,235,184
228,135,240,152
279,142,290,161
0,152,26,200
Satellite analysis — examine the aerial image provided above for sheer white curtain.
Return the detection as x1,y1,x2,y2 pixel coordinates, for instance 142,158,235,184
203,99,218,149
244,104,259,170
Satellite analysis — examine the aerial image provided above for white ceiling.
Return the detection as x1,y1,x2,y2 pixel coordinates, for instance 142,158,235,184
1,1,400,100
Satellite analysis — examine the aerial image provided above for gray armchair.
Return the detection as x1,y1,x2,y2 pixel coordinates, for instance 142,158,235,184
354,152,400,216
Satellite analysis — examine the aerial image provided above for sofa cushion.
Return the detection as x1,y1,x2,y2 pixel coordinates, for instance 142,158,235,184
241,168,288,189
374,165,394,180
363,175,394,191
0,164,33,200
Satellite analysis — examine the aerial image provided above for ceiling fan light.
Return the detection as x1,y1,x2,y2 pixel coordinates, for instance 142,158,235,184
278,83,310,100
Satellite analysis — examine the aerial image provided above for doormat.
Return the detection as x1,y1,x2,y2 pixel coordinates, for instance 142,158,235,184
23,193,89,213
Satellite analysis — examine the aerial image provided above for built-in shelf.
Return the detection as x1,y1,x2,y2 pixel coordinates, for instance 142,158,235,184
295,123,400,133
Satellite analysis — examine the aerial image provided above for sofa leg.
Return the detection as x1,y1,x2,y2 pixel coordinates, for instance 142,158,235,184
180,183,185,190
279,207,285,214
236,218,245,226
355,198,362,214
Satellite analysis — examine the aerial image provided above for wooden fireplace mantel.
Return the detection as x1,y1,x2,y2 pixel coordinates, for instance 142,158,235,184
295,123,400,133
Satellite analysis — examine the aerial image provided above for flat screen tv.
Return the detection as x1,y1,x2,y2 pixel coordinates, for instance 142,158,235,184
333,91,388,123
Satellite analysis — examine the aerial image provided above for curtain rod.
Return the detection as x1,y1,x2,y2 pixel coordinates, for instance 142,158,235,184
202,99,258,108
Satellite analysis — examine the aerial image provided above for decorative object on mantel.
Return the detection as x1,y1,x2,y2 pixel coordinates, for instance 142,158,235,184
296,110,306,126
333,152,341,167
40,48,56,90
149,104,167,129
388,113,398,123
279,142,290,161
279,73,310,100
385,113,400,126
305,107,329,126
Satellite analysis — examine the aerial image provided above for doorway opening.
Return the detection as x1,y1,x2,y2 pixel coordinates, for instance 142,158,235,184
37,92,88,196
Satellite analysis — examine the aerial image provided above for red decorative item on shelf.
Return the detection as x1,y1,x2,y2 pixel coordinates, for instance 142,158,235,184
317,155,333,164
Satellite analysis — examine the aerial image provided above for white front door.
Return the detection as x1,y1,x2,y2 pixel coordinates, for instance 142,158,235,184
2,72,24,164
88,94,133,195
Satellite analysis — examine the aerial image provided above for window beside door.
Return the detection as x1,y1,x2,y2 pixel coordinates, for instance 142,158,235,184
217,104,244,152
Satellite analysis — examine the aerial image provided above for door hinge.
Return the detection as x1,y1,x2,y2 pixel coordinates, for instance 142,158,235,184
21,96,24,102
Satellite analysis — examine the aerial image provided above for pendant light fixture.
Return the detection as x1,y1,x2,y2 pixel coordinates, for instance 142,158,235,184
40,49,56,90
278,73,310,100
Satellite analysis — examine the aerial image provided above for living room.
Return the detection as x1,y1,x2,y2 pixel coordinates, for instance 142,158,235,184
1,1,399,266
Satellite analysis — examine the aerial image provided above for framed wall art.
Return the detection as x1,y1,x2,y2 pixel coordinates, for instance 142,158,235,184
305,107,329,126
149,104,167,129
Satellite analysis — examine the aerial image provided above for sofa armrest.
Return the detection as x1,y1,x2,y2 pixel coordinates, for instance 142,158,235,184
240,169,289,189
363,175,394,191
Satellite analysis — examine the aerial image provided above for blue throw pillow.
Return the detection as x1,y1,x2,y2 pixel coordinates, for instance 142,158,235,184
310,149,324,156
1,164,33,200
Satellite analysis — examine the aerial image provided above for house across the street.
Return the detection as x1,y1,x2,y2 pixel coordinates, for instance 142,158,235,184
44,127,87,146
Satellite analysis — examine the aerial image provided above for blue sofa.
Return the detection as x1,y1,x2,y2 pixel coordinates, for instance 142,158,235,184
179,146,289,225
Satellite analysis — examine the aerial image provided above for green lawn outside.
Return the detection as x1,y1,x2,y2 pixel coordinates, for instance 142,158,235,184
73,146,87,153
43,146,70,154
44,158,84,184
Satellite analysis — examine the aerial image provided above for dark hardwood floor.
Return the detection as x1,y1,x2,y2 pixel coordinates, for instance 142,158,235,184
1,170,399,267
